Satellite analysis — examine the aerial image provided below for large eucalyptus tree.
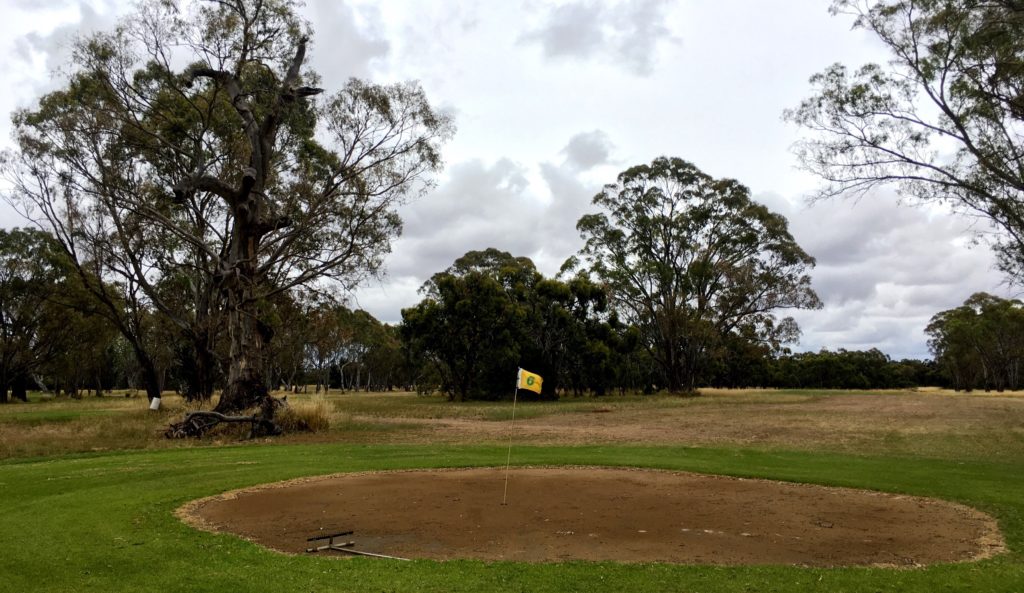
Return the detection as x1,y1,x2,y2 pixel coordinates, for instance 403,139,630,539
570,157,821,393
3,0,452,420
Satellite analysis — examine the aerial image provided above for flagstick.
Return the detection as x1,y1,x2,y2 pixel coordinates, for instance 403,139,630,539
501,374,520,505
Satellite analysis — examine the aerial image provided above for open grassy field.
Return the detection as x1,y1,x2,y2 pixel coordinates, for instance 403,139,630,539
2,388,1024,592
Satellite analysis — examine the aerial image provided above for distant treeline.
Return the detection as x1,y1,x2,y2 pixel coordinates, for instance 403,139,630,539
706,347,942,391
0,230,1000,403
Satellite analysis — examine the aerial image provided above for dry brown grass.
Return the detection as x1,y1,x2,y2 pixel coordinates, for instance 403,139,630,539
4,388,1024,461
321,389,1024,460
275,396,331,433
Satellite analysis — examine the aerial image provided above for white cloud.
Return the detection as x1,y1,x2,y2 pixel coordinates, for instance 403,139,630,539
0,0,129,227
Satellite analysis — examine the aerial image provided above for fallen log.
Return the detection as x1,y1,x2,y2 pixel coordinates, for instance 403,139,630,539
164,410,281,439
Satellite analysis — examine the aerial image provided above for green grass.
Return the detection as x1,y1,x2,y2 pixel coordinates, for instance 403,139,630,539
4,388,1024,591
2,443,1023,593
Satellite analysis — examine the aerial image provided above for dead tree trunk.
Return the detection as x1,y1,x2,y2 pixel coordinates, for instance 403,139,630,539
167,395,286,439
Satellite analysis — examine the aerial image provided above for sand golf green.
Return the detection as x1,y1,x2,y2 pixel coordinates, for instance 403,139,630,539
182,466,1003,566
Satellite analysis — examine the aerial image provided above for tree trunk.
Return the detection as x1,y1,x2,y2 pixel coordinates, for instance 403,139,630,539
11,375,28,402
215,280,268,413
139,356,162,403
181,38,313,425
184,330,217,402
213,190,277,415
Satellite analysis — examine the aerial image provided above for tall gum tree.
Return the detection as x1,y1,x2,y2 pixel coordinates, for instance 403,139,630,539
3,0,452,417
786,0,1024,282
570,157,822,393
926,292,1024,391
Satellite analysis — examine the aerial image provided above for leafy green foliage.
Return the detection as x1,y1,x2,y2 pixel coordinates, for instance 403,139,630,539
571,157,821,393
0,228,118,401
926,293,1024,391
300,297,395,392
403,260,521,401
756,349,941,390
402,249,635,400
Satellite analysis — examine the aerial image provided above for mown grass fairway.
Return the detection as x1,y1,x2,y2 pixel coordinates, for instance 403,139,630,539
3,389,1024,592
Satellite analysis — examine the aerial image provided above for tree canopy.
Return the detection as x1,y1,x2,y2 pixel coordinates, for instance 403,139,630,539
787,0,1024,282
926,292,1024,391
401,249,634,401
570,157,821,393
3,0,452,425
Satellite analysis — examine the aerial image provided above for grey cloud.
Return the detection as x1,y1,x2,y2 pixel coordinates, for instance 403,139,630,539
900,284,970,310
536,162,594,269
609,0,674,75
353,131,611,308
791,303,930,359
401,158,530,238
751,192,795,218
784,192,1011,358
562,130,614,171
530,129,615,271
520,0,676,76
348,275,423,324
792,199,921,266
521,2,605,58
804,304,865,333
841,321,921,351
386,158,539,279
807,266,879,305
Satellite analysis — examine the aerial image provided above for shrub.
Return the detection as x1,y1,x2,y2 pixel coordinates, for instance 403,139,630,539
276,397,331,433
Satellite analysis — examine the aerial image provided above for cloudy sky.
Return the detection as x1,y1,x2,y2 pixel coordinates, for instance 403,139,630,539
0,0,1015,359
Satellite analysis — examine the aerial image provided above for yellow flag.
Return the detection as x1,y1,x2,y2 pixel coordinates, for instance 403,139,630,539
517,368,543,394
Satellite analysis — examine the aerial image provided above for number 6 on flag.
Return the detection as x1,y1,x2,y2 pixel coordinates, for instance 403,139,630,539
516,368,543,394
